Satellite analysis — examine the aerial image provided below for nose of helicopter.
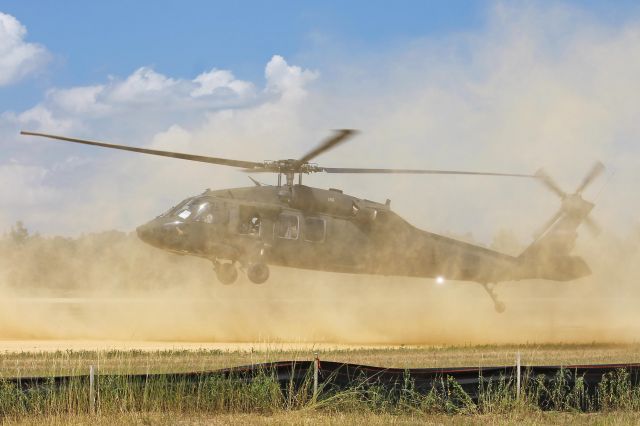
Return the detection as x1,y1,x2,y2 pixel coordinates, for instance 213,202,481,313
136,219,184,249
136,221,164,248
136,222,155,245
136,218,210,253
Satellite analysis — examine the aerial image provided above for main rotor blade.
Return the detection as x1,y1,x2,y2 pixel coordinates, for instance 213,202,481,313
295,129,358,166
575,161,605,195
322,167,537,178
534,168,567,199
20,131,263,169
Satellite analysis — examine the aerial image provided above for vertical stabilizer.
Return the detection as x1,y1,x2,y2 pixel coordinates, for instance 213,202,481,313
518,162,603,280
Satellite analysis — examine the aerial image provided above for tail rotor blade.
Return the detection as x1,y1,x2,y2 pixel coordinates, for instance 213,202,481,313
575,161,605,195
535,169,567,199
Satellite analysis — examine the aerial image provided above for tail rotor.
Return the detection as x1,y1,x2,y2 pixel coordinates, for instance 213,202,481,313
532,162,604,240
575,162,605,196
534,169,568,199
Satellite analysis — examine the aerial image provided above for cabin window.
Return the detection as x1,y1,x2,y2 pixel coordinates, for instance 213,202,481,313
276,214,299,240
304,217,326,243
238,206,262,236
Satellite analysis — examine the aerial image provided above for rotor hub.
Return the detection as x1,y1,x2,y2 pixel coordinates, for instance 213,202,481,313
561,194,593,217
259,159,322,174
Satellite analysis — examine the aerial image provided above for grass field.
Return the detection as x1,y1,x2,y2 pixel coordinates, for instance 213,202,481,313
5,411,640,425
2,342,640,377
1,343,640,424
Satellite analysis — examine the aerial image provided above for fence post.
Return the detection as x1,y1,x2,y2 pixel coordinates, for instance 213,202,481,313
516,352,521,400
89,365,95,414
313,352,319,403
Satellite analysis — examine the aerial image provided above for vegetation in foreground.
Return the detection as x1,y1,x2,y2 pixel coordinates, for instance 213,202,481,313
5,411,640,426
1,345,640,423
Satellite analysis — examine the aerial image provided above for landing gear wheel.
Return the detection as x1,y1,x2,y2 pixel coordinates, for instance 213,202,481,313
247,263,269,284
216,262,238,285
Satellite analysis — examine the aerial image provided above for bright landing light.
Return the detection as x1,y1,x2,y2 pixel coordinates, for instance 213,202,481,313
436,276,445,285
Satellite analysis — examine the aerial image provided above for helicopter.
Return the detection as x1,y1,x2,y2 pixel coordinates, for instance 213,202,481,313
20,130,603,312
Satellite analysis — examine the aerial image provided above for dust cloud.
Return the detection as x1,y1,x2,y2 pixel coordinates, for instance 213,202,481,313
0,226,639,347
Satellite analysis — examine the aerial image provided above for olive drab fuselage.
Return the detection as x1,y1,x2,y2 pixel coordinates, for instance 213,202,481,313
136,184,583,287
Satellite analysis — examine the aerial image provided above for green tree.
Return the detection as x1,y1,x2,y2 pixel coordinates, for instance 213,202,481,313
10,221,29,244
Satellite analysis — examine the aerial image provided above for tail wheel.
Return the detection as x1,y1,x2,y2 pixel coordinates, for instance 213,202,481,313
216,262,238,285
481,283,506,314
247,263,269,284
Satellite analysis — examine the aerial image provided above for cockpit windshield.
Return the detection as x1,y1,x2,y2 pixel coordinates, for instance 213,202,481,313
159,198,191,218
162,197,225,224
191,200,216,223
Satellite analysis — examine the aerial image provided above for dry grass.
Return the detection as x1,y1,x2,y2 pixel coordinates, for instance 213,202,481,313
1,343,639,424
4,411,640,425
1,342,639,377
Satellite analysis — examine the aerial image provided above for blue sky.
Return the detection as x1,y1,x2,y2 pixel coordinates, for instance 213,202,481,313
1,1,640,241
4,0,639,109
0,0,489,110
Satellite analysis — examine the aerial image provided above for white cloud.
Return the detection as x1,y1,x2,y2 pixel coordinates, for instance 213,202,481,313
0,12,50,86
47,85,107,115
265,55,318,100
191,69,254,98
13,105,74,133
108,67,177,103
6,62,262,136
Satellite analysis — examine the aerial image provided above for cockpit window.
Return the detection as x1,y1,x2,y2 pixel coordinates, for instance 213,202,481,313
167,198,227,224
192,201,213,223
159,198,191,218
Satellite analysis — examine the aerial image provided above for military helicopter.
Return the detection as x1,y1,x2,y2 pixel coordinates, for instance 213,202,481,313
21,130,603,312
